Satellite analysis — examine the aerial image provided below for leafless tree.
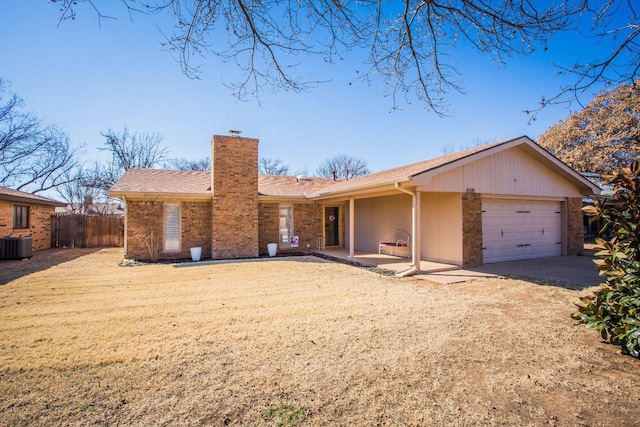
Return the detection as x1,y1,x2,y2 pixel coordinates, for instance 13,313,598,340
316,154,369,181
440,137,495,155
88,126,168,193
101,126,167,170
538,81,640,175
528,1,640,117
0,79,80,194
55,166,96,211
166,157,210,171
259,158,290,175
55,164,121,214
51,1,638,115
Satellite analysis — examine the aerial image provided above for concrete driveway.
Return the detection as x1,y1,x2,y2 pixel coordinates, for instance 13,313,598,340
418,253,602,289
314,247,603,289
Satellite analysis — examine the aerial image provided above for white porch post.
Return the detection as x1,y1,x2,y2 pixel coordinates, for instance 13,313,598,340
122,195,128,257
394,182,419,276
414,191,421,271
349,197,355,259
408,190,417,267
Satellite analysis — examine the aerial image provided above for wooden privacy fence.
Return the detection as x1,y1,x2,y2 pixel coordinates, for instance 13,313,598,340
52,214,124,248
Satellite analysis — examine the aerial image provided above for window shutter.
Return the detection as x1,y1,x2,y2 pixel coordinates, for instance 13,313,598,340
164,203,180,251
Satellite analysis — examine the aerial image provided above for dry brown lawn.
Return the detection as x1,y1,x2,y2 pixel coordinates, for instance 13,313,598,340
0,248,638,426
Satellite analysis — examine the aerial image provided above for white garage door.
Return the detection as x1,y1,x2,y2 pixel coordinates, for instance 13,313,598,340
482,199,562,263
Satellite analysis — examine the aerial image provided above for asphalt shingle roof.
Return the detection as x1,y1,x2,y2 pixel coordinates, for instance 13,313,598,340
109,169,211,195
258,175,337,197
0,186,66,206
109,136,599,199
109,169,338,198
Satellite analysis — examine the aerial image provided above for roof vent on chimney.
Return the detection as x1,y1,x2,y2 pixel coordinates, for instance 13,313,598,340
229,129,242,137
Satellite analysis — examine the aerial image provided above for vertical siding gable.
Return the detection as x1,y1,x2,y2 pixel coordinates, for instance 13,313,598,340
415,147,584,197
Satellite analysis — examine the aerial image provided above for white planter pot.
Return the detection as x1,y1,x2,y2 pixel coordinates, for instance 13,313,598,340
267,243,277,257
190,247,202,261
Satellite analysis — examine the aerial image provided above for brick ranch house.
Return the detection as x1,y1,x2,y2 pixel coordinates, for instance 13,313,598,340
0,186,67,254
109,134,599,270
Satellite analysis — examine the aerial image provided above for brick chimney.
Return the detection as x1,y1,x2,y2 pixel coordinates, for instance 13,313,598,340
210,134,259,258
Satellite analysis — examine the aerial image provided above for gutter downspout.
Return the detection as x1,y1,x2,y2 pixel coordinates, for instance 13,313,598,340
395,183,421,277
349,197,355,259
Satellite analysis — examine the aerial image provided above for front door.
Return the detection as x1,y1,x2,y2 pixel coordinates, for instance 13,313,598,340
324,207,340,247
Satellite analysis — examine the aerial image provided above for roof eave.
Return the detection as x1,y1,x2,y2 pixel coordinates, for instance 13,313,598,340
108,191,213,201
308,177,412,200
258,194,310,202
517,141,601,196
0,194,67,207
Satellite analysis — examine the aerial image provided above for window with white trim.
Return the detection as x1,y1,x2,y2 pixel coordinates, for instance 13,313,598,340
164,203,180,252
279,205,292,246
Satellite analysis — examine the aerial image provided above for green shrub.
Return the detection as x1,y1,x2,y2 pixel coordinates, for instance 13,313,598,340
574,160,640,357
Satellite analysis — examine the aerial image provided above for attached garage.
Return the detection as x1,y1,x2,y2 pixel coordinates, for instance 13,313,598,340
482,199,563,263
308,136,600,270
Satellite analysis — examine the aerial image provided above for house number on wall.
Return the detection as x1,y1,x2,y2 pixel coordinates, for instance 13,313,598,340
466,188,476,193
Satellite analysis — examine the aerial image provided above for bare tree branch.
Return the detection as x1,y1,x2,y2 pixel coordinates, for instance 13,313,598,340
166,157,211,171
259,158,290,175
52,0,147,26
526,0,640,119
315,154,369,180
50,0,639,115
0,79,81,194
87,126,168,195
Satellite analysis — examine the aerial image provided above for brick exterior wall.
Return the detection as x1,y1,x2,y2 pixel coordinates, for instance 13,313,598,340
462,192,483,267
258,202,323,255
258,203,279,255
0,201,12,238
567,197,584,256
0,201,55,251
182,201,213,258
293,203,324,252
125,199,212,261
211,135,259,259
125,199,163,260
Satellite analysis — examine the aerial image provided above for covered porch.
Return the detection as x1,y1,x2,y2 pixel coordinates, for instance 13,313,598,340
313,247,459,275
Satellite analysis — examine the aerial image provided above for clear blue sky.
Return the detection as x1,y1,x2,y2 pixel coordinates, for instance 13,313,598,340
0,2,607,175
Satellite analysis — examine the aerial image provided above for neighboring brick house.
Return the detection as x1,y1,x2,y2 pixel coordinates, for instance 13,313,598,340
0,186,67,253
109,134,599,268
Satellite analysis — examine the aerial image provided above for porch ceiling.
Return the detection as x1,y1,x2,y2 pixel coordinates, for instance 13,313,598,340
309,183,416,202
